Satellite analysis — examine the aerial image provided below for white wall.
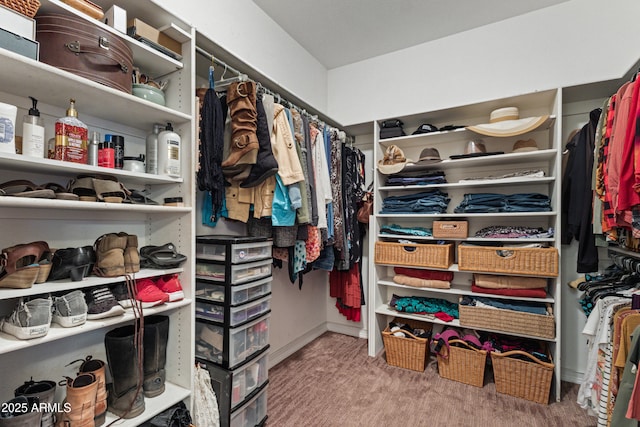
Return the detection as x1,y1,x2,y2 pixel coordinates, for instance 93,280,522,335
327,0,640,127
155,0,328,113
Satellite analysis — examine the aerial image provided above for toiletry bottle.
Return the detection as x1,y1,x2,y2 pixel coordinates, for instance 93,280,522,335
157,122,181,177
22,96,45,158
101,134,115,168
146,123,162,174
55,99,88,163
112,134,124,169
88,131,99,166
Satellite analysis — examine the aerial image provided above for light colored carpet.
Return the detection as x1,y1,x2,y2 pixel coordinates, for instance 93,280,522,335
267,332,595,427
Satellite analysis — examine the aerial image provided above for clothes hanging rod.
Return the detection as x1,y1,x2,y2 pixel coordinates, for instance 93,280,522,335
196,46,244,78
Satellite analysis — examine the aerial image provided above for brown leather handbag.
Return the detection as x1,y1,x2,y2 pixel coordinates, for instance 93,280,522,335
36,14,133,94
357,190,373,223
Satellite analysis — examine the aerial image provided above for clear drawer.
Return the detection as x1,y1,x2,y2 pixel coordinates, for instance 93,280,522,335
196,240,272,263
230,384,268,427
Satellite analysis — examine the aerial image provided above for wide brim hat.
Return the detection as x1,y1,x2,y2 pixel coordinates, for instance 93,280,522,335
449,139,504,160
403,147,442,171
377,145,408,174
466,107,549,138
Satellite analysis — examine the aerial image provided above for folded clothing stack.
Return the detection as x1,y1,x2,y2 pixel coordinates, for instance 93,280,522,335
380,189,450,214
471,273,547,298
454,192,551,213
460,295,550,316
379,119,405,139
389,293,459,322
393,266,454,289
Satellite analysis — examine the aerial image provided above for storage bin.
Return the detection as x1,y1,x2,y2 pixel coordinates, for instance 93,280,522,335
195,258,272,284
436,339,487,387
196,239,273,263
457,245,558,277
433,220,468,238
196,276,272,306
491,350,554,404
381,317,432,372
196,348,269,424
230,383,268,427
196,295,271,327
458,297,555,339
375,241,454,269
195,315,270,369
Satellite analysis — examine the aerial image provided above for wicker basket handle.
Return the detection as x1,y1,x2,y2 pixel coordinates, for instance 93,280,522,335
401,245,417,253
385,328,427,342
438,339,486,358
495,350,554,368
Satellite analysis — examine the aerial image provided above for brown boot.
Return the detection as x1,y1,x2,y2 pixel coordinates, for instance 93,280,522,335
74,356,108,426
55,373,98,427
221,81,259,168
93,233,127,277
117,233,140,274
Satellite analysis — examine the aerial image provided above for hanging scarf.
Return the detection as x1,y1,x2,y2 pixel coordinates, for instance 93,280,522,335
198,89,227,222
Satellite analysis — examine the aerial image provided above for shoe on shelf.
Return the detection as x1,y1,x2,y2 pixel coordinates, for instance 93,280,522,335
52,290,88,328
84,287,125,320
0,296,52,339
110,282,133,308
156,274,184,302
135,278,169,308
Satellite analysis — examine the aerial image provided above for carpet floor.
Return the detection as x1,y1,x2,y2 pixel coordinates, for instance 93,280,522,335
266,332,595,427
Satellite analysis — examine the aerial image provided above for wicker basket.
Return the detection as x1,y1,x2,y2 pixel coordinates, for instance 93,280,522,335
433,221,468,238
382,318,432,372
458,297,555,339
0,0,40,17
436,339,487,387
458,245,558,277
375,241,454,269
491,350,554,404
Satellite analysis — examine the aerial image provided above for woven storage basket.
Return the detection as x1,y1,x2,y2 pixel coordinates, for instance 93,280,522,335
1,0,40,17
458,245,558,277
436,339,487,387
382,317,432,372
433,221,468,238
491,350,554,404
375,241,454,269
458,298,555,339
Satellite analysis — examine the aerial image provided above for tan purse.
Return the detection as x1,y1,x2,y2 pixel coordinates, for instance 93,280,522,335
357,189,373,223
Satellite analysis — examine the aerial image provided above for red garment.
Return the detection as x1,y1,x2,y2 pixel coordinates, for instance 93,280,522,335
330,264,362,322
434,312,454,322
471,283,547,298
617,78,640,213
394,267,453,282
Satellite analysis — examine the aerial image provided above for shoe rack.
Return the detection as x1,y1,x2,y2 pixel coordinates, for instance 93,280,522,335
0,0,195,425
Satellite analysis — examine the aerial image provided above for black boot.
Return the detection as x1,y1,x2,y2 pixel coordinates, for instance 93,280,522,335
143,315,169,397
14,379,55,427
104,325,145,419
240,96,279,188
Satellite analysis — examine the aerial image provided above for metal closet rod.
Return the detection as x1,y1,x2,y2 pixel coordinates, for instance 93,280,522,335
195,46,353,141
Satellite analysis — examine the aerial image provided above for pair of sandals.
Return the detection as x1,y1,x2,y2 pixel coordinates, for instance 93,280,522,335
67,174,159,204
433,328,495,359
140,243,187,269
0,180,78,201
0,241,53,289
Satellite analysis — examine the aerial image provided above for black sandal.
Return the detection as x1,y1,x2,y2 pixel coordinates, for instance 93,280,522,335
140,243,187,269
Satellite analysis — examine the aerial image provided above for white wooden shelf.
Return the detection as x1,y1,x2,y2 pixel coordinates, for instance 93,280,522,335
0,48,190,130
377,277,554,303
0,268,184,300
378,177,555,191
0,196,191,213
103,381,191,427
377,234,555,243
376,211,557,218
375,305,557,342
0,299,191,355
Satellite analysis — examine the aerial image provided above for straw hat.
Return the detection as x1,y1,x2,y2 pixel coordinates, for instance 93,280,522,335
466,107,549,137
377,145,408,174
512,138,539,153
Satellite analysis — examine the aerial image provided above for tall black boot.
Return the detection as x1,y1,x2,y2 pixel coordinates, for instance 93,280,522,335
104,325,145,419
143,315,169,398
240,96,279,188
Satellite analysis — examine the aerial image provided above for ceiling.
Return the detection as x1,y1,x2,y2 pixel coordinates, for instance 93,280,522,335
253,0,568,69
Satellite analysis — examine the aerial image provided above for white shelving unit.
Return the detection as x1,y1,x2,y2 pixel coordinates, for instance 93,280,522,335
0,1,196,424
368,89,563,401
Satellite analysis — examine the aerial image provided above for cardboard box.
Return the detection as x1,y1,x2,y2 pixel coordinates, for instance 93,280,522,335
0,27,38,60
127,18,181,56
104,5,127,34
0,4,35,40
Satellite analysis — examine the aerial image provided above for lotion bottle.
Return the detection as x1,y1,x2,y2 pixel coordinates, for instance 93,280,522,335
157,122,181,177
22,96,44,158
